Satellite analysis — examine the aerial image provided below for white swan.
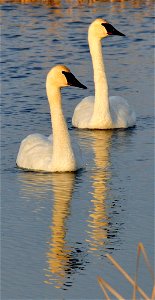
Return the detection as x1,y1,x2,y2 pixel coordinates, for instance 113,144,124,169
16,65,87,172
72,18,136,129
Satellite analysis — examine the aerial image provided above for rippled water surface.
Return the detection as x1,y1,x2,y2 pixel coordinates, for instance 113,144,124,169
1,1,154,299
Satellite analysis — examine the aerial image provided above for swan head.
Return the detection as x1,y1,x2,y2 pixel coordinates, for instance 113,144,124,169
88,18,125,40
46,65,87,89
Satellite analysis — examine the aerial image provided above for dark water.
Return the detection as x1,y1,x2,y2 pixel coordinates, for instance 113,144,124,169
1,1,154,299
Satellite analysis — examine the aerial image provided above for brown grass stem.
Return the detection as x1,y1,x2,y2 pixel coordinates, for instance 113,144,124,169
106,253,148,300
133,242,155,299
97,276,125,300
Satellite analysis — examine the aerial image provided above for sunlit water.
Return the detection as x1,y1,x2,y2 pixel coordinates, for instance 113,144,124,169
1,1,154,299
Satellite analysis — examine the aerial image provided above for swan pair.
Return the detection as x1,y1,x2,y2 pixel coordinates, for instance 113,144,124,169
16,18,136,173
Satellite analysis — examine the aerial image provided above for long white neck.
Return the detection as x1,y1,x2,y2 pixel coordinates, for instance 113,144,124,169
46,84,75,169
88,35,111,123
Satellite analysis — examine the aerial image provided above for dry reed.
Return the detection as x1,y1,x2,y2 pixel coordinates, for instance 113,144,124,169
0,0,153,4
97,243,155,300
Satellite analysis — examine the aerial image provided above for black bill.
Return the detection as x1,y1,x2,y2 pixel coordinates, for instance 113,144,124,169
62,71,87,89
102,23,125,36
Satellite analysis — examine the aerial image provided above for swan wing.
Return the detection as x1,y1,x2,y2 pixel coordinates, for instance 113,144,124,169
16,133,53,171
110,96,136,128
72,96,94,128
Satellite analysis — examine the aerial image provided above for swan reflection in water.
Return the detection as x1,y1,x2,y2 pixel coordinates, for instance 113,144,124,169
18,171,87,289
78,130,113,254
45,172,79,288
17,128,129,286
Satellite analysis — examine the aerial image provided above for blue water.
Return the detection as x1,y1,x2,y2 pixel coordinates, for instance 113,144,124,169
1,1,154,299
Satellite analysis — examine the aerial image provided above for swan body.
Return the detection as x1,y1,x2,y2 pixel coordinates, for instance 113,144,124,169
73,95,136,129
72,19,136,129
16,65,87,172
